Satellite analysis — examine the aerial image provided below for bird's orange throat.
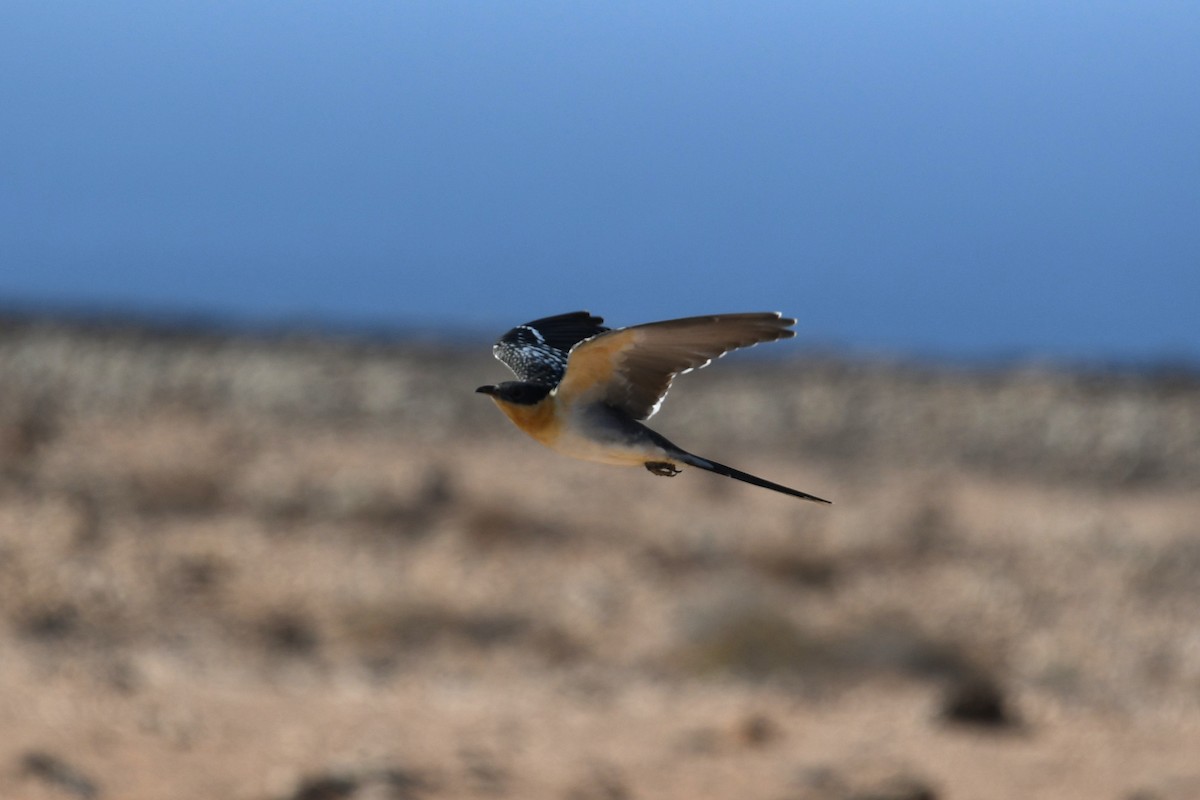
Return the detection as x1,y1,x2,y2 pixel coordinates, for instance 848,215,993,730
488,396,560,445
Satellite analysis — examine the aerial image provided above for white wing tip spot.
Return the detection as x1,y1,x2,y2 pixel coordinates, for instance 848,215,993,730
518,325,545,344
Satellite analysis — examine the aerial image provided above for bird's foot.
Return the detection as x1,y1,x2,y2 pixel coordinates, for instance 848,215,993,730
645,461,681,477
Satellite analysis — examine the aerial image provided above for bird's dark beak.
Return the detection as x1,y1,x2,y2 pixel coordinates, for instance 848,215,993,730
475,385,496,396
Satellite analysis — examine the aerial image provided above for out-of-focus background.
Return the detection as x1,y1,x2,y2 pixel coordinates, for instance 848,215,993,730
3,4,1199,799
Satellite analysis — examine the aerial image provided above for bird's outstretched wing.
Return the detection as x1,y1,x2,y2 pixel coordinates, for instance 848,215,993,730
555,313,796,420
493,311,609,387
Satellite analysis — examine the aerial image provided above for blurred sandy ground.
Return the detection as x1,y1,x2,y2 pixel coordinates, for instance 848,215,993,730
1,317,1199,800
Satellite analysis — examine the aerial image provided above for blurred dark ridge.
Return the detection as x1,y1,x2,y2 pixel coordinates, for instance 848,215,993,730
2,311,1197,489
0,304,490,348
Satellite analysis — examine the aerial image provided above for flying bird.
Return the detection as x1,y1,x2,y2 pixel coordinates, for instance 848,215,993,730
476,311,830,503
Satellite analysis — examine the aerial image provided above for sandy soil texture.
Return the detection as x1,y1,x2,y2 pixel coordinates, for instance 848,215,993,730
1,318,1198,800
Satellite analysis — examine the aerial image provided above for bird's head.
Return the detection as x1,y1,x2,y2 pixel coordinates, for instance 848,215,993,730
475,382,552,406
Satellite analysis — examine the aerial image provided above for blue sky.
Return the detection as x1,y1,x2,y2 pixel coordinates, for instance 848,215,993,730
2,2,1198,361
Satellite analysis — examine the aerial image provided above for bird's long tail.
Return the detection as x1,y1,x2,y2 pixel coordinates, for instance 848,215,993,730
674,451,831,504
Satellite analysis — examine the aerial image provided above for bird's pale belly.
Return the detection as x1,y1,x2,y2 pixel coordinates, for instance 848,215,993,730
543,426,664,467
492,394,672,467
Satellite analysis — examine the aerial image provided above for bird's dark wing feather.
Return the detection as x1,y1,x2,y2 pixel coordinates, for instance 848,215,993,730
555,313,795,420
493,311,609,386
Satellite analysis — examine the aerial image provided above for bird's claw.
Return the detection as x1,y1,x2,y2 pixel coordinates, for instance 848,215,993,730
644,461,681,477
